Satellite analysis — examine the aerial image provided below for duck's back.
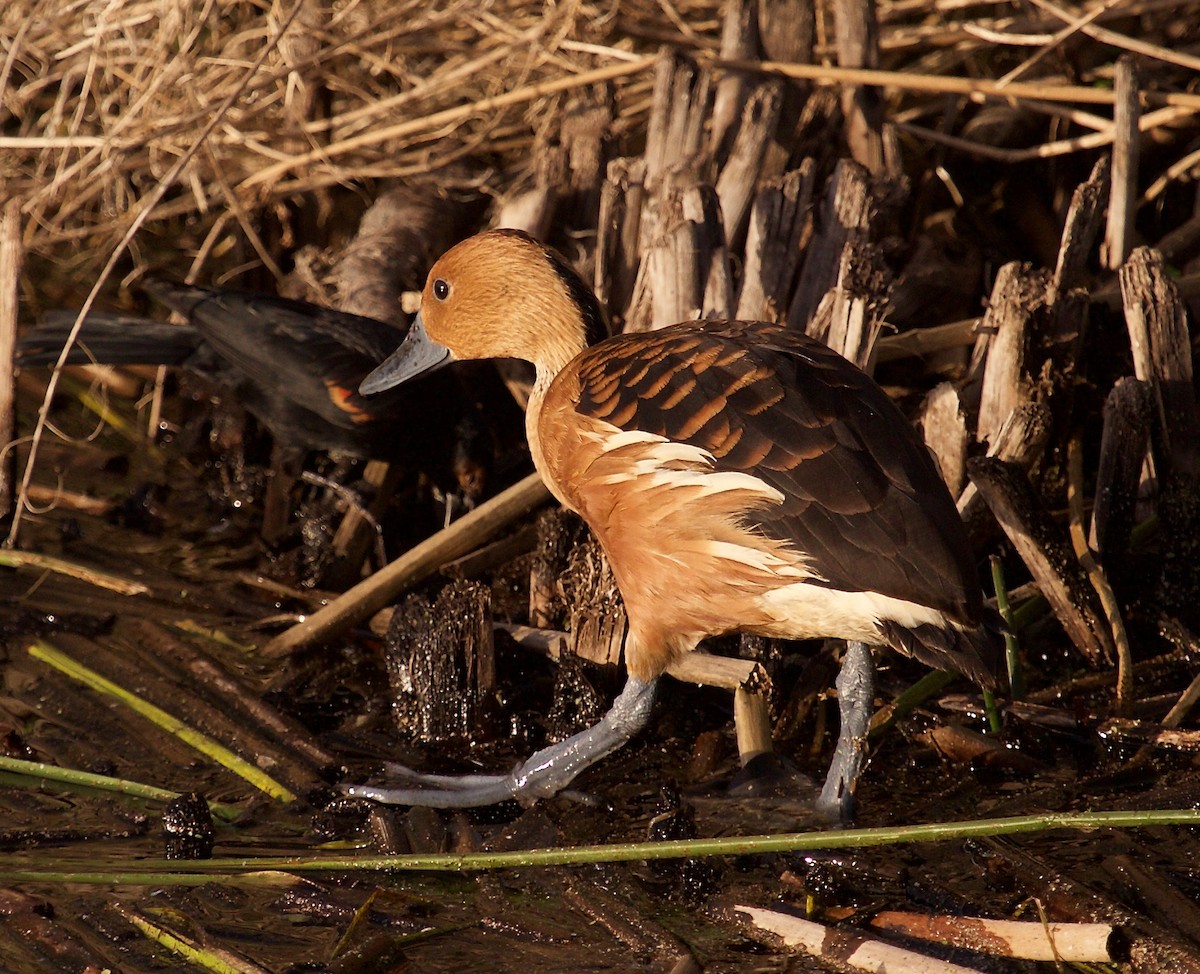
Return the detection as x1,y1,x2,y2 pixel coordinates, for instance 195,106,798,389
535,320,996,682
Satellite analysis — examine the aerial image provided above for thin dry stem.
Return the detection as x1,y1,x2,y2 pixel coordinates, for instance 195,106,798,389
1067,434,1133,714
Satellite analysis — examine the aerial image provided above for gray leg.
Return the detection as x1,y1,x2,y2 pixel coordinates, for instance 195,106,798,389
815,641,874,824
345,676,658,808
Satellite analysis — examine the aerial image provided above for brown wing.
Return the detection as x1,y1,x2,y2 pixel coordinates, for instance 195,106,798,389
570,320,984,623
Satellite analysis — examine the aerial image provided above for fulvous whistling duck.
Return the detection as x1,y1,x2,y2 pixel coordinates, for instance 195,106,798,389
350,229,1004,817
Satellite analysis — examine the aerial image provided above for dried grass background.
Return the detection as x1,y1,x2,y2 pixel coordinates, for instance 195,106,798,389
3,0,699,306
4,0,1199,314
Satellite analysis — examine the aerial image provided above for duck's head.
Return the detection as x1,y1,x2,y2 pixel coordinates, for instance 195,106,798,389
360,229,607,395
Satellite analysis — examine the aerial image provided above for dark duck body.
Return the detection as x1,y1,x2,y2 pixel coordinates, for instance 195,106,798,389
348,228,1003,810
19,280,478,465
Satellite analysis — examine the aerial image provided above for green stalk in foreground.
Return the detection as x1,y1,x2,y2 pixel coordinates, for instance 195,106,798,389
27,640,295,803
0,809,1195,885
0,755,243,822
116,905,263,974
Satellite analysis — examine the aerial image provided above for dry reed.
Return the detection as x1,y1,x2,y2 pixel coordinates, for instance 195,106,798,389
3,0,1198,304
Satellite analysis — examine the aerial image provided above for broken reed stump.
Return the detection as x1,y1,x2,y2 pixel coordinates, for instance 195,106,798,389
1052,156,1110,299
815,239,889,370
625,183,730,331
1120,247,1200,630
598,48,902,342
787,159,874,332
968,457,1113,668
595,157,647,329
386,579,496,743
832,0,887,176
530,509,628,669
710,0,759,165
958,402,1053,541
643,50,711,198
528,508,588,631
1121,248,1200,481
976,262,1046,447
970,161,1109,449
735,162,814,323
920,383,968,498
715,81,783,251
1090,377,1153,570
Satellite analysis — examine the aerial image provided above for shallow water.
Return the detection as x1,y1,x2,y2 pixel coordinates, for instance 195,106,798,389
1,386,1197,971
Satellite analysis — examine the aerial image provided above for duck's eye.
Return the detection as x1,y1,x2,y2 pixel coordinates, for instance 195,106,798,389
433,278,450,301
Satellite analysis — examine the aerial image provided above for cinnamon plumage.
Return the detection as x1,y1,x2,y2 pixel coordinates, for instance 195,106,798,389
350,228,1003,813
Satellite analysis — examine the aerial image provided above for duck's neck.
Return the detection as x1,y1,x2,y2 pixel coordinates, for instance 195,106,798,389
522,273,605,488
524,361,568,484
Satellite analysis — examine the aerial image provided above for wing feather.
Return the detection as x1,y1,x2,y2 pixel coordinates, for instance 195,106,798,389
569,320,982,623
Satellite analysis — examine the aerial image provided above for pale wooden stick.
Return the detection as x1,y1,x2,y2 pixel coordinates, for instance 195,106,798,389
0,549,150,596
870,913,1116,962
712,55,1200,110
734,687,773,764
738,906,983,973
1103,57,1140,270
667,651,770,692
263,472,551,657
0,199,21,518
